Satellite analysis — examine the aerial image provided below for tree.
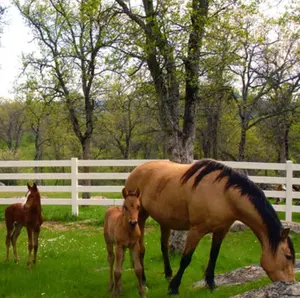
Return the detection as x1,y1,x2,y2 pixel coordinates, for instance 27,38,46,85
15,0,116,160
14,0,117,197
113,0,213,163
0,99,26,153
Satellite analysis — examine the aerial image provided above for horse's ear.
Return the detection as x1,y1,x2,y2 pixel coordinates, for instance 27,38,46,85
27,183,31,190
135,187,140,197
32,182,38,191
280,228,290,239
122,187,128,199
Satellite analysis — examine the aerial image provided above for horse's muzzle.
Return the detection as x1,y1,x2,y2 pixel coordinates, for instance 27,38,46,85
129,220,138,228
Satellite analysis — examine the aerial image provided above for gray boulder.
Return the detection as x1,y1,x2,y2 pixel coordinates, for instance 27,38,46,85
231,281,300,298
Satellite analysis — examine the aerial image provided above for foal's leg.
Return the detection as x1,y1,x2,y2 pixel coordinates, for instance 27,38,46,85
205,228,230,290
11,223,23,263
113,245,124,298
160,225,172,279
105,240,115,292
33,228,41,265
138,210,149,284
131,243,146,298
26,227,34,268
5,226,13,261
168,227,206,295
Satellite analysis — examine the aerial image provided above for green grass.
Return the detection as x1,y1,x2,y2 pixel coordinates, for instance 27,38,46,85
0,222,299,298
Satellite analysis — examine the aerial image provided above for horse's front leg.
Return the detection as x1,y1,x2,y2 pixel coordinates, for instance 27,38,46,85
131,243,146,298
26,226,34,268
113,245,124,298
138,210,149,285
11,223,23,263
33,227,41,265
160,225,172,279
105,237,115,292
205,227,230,290
169,227,205,295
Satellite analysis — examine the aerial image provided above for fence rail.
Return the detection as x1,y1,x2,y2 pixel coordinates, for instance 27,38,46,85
0,158,299,221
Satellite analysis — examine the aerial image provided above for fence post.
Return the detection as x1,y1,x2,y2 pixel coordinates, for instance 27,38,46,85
71,157,79,216
285,160,293,222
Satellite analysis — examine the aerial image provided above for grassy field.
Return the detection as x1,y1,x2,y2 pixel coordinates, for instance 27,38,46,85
0,205,299,298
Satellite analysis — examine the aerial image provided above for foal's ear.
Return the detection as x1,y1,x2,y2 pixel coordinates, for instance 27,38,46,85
32,182,38,191
280,228,290,239
135,187,140,197
122,187,128,199
27,183,31,190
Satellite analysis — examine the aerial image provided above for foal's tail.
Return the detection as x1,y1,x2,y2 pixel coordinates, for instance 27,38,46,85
4,205,15,230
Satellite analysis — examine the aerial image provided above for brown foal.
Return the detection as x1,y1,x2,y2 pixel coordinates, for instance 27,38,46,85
104,187,146,298
5,182,43,268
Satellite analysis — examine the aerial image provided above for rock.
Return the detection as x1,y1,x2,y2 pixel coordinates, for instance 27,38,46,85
169,230,187,254
193,265,264,288
193,260,300,288
230,221,249,232
231,281,300,298
229,221,300,234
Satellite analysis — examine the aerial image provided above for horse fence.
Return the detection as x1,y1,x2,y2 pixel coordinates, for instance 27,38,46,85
0,158,299,221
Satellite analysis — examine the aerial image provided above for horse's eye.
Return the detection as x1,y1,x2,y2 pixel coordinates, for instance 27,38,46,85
137,205,140,210
124,205,128,211
285,254,292,260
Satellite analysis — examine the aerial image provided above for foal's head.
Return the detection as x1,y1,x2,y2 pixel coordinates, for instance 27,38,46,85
260,228,295,282
24,182,41,210
122,187,141,229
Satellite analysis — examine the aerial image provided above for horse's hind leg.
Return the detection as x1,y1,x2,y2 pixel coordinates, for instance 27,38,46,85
5,226,13,261
168,227,205,295
160,225,172,279
11,223,23,263
138,210,149,285
205,227,230,290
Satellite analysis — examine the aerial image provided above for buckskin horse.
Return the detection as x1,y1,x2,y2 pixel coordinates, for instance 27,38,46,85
104,187,146,298
5,182,43,268
125,159,295,295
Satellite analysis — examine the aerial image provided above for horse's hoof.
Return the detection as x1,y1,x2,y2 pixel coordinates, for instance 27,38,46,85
205,282,217,291
165,275,172,281
168,288,179,295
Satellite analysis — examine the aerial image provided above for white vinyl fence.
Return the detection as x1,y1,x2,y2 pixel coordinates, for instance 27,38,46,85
0,158,300,221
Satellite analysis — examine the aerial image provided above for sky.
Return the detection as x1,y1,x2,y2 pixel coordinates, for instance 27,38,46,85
0,0,290,100
0,1,35,100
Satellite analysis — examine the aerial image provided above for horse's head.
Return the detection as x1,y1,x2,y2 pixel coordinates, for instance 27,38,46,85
122,187,141,229
24,182,41,210
260,228,295,282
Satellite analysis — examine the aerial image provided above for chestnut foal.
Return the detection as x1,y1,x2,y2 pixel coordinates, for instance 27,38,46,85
104,187,146,298
5,182,43,268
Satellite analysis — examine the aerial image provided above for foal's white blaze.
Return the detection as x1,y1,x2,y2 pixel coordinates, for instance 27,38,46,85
23,190,31,205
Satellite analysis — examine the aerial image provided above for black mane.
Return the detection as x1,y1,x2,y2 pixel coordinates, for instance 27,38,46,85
181,159,295,259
